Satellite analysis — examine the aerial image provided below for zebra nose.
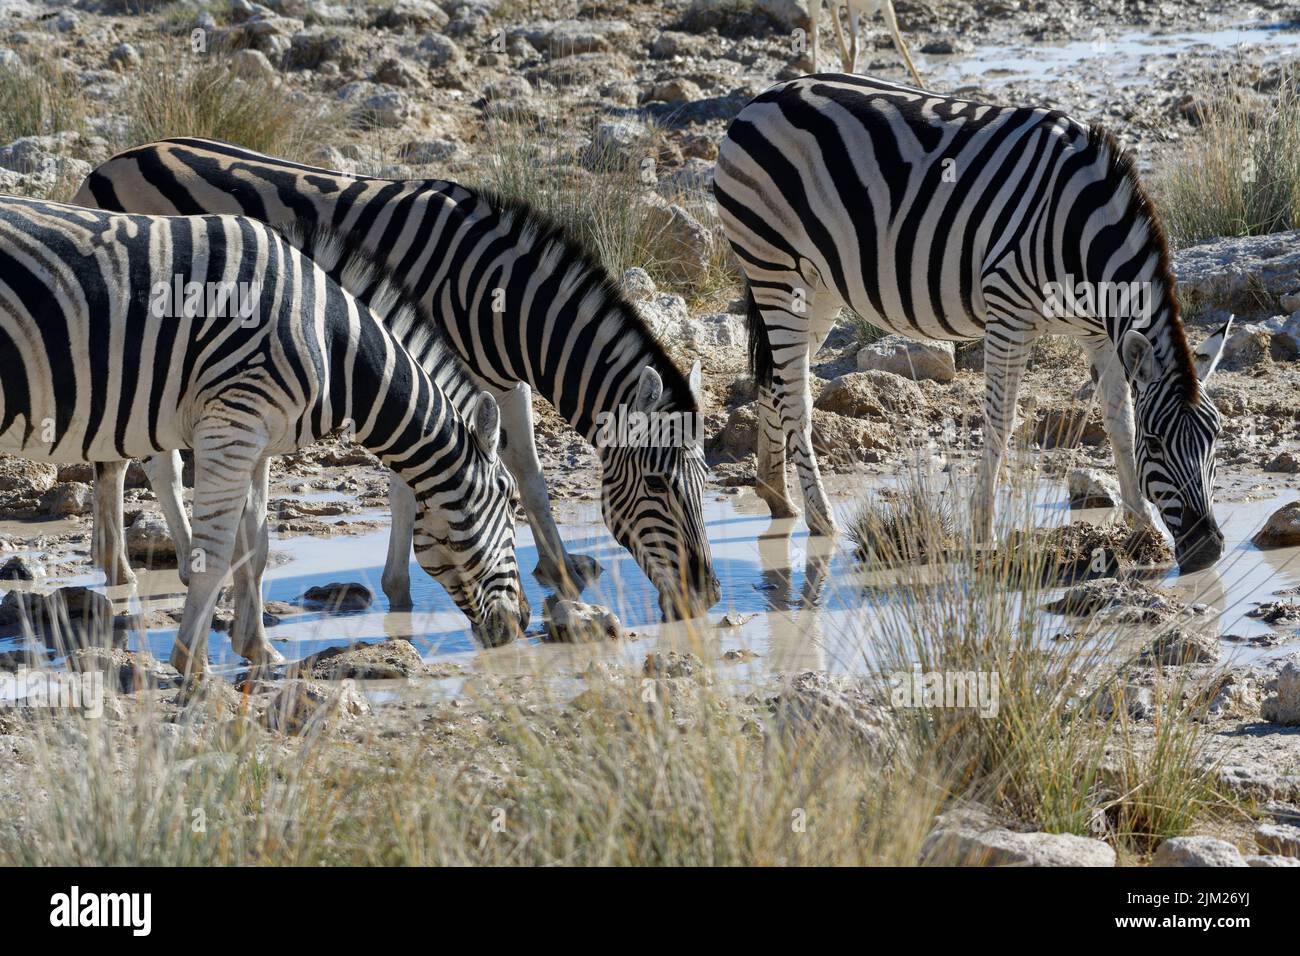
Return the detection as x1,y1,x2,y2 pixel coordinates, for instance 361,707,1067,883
1176,525,1224,573
476,603,523,648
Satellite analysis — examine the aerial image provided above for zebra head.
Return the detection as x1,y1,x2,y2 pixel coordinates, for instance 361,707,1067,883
599,362,721,620
413,392,529,646
1121,319,1232,573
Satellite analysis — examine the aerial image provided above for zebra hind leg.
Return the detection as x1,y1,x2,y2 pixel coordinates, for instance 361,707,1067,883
777,346,837,536
171,423,267,679
756,390,798,519
228,456,284,669
92,461,137,587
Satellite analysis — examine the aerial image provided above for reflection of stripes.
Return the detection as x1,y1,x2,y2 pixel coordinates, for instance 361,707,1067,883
76,136,719,614
715,74,1225,565
0,196,522,666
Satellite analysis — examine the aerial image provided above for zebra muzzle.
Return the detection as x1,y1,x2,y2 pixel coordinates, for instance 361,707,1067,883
1175,524,1224,573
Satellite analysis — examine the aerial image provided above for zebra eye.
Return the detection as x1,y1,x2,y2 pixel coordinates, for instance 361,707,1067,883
644,474,669,494
1144,436,1163,457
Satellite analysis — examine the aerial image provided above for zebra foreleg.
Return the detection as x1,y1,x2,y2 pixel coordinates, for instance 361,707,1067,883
1082,337,1154,530
171,425,267,679
381,471,415,610
228,457,284,668
974,329,1034,542
92,461,136,587
142,451,192,586
495,381,601,595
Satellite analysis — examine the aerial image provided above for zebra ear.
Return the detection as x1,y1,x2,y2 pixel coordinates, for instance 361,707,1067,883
688,359,702,398
633,366,663,412
471,392,500,459
1193,315,1233,381
1120,330,1158,389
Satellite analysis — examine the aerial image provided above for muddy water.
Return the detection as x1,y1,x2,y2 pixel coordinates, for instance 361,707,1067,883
5,469,1294,682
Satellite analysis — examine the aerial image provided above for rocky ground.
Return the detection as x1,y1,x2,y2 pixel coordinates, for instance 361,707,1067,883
3,0,1300,864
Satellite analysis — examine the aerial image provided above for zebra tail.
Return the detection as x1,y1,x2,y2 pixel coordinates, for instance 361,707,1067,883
745,281,774,390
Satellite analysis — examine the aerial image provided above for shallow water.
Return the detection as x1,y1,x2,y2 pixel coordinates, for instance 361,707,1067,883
5,468,1294,682
917,19,1300,91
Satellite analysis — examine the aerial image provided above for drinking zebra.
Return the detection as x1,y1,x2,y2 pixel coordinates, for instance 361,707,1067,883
713,75,1229,572
74,140,720,619
0,196,526,674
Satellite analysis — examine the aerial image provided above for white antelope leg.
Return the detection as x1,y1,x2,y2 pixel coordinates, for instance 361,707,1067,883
92,461,136,587
808,0,821,69
880,0,924,86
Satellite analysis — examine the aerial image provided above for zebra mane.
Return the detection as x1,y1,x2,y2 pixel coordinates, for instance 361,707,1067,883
271,218,478,406
1086,123,1201,401
467,187,700,415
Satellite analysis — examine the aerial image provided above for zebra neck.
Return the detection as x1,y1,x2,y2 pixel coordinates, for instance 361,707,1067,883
438,195,694,445
329,316,460,491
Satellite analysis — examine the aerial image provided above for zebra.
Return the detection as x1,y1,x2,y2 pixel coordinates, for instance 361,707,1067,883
74,138,720,619
0,195,526,675
713,74,1230,572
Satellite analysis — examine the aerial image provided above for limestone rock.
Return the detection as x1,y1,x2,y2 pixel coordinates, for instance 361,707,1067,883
857,334,955,382
1151,836,1248,867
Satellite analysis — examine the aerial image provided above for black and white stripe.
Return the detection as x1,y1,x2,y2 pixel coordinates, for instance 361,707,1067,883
75,139,719,617
0,196,525,674
714,74,1228,571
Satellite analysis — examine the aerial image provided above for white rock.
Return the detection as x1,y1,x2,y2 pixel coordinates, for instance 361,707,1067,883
923,822,1116,867
857,334,955,382
126,514,177,561
633,292,690,343
620,267,656,300
1173,229,1300,316
691,312,745,349
1255,822,1300,857
1152,836,1248,867
1261,656,1300,725
1247,854,1300,867
1067,468,1121,508
230,48,277,81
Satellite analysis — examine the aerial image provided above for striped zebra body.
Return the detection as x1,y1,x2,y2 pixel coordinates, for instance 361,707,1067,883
714,74,1229,571
75,139,720,618
0,196,524,673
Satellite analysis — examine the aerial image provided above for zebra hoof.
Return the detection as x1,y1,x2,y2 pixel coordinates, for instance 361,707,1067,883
169,641,206,679
104,567,139,589
246,643,286,669
756,486,799,520
807,514,839,538
534,553,602,595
